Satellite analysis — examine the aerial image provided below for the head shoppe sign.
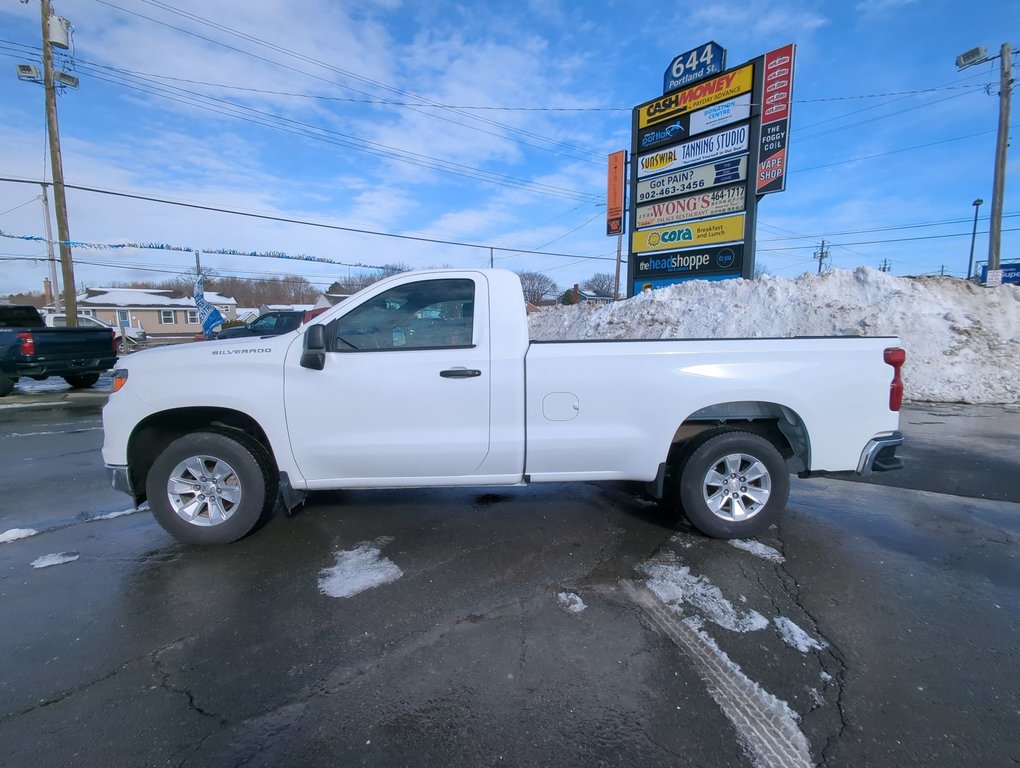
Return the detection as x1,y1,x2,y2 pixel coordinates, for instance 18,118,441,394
624,42,795,295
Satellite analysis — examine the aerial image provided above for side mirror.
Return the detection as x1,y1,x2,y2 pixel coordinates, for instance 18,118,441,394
300,324,326,370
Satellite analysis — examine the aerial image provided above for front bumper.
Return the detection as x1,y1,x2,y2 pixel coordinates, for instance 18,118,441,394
106,464,135,496
857,431,904,474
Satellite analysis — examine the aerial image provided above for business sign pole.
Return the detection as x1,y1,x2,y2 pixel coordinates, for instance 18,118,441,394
626,42,796,295
607,150,628,299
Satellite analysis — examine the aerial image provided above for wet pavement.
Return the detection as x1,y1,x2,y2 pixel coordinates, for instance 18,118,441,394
0,397,1017,767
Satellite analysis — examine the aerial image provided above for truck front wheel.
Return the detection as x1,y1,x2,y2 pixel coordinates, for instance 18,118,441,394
677,431,789,539
145,431,276,544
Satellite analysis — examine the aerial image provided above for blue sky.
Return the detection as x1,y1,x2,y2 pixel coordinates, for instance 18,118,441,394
0,0,1016,297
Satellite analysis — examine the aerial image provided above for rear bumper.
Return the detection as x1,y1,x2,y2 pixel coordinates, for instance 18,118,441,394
13,357,116,378
857,431,904,474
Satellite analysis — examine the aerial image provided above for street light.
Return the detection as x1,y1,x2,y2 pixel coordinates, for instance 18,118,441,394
967,198,983,280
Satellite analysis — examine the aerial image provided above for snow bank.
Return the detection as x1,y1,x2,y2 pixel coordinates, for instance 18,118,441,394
528,269,1020,404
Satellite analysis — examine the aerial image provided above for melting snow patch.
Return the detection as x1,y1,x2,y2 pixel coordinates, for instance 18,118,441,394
318,543,403,599
728,539,785,563
1,528,39,544
625,582,814,768
31,551,80,569
92,508,140,521
639,554,768,633
774,617,828,653
557,591,586,614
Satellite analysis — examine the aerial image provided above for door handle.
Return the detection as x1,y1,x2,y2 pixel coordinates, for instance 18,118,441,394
440,368,482,378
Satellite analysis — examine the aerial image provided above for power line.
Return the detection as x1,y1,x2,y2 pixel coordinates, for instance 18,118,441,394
759,210,1019,241
0,176,618,262
758,226,1020,251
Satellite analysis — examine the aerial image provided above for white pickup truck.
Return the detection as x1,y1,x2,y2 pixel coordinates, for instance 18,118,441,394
102,268,905,544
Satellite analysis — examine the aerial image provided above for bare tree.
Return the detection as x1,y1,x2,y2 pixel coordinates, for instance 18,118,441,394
516,271,558,305
582,272,615,296
754,262,772,279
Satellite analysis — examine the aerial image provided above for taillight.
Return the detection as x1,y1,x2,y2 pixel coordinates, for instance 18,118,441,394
884,347,906,411
17,332,35,356
112,369,128,393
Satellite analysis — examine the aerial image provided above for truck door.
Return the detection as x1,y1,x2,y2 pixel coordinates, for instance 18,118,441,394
284,276,491,485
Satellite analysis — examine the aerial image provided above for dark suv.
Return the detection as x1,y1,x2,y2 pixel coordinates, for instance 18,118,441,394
215,310,305,340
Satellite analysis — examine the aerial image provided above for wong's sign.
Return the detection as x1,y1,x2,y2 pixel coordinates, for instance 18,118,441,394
636,184,745,229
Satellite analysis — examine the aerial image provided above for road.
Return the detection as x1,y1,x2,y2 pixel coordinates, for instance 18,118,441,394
0,394,1017,767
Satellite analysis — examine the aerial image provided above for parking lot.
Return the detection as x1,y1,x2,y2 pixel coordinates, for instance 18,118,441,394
1,392,1018,767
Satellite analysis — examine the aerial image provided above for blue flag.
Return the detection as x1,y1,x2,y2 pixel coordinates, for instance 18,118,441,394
193,276,225,338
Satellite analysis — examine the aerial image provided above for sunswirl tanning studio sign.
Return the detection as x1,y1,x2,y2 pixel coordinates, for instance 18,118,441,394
636,125,748,179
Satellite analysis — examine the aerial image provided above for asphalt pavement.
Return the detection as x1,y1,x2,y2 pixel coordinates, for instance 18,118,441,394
0,394,1017,767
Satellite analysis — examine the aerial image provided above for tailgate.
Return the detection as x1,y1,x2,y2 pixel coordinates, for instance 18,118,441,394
23,328,115,360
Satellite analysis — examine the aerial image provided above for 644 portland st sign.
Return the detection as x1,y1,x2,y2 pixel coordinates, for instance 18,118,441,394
626,41,796,295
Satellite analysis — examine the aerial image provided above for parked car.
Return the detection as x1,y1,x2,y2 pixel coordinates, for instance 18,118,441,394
44,313,147,346
102,268,905,544
1,303,117,396
214,310,305,339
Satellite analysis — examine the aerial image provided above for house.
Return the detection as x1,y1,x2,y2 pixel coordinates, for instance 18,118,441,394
49,288,237,339
557,285,615,305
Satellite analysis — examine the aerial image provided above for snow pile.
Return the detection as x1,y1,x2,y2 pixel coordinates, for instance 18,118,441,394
773,617,828,653
528,269,1020,404
639,554,769,634
318,543,403,599
31,551,80,568
1,528,39,543
556,591,587,614
728,539,786,563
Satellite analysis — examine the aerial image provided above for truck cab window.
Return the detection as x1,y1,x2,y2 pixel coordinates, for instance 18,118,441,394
334,278,475,351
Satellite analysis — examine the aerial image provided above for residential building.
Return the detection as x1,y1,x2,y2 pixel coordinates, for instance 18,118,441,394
48,288,237,339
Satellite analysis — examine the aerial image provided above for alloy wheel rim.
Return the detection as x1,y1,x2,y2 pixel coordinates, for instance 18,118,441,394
166,454,242,526
701,452,771,522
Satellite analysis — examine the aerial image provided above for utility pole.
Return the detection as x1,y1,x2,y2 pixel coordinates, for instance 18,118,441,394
879,258,891,273
41,0,77,323
40,184,60,311
987,42,1012,274
814,240,829,274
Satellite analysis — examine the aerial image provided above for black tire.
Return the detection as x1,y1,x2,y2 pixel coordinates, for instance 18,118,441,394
676,431,789,539
63,373,101,389
0,372,14,397
145,431,276,544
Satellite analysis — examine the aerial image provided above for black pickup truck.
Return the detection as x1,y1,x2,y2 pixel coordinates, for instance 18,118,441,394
0,304,118,396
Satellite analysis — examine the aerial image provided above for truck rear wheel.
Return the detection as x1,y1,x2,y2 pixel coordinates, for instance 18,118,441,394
676,431,789,539
146,431,276,544
0,372,14,397
63,373,100,388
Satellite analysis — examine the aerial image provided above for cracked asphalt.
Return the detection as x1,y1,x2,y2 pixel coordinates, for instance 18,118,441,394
0,397,1017,767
